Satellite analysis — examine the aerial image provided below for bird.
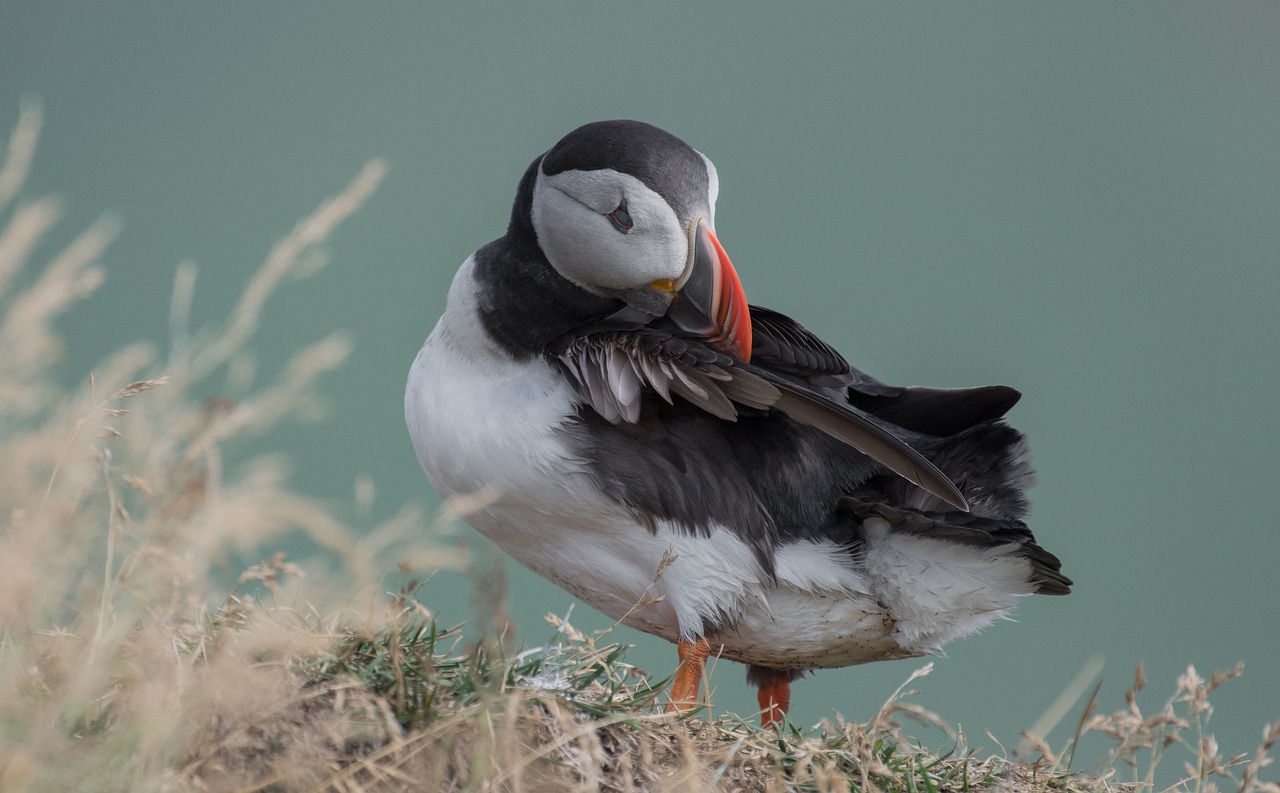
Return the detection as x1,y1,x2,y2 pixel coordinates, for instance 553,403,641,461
405,120,1070,728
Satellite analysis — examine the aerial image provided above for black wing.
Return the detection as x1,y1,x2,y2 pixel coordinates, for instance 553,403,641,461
751,305,1022,437
551,321,968,511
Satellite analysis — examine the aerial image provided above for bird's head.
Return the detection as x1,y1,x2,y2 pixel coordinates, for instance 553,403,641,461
526,120,752,361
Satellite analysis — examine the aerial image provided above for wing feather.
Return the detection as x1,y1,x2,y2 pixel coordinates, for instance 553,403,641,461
755,367,967,510
552,323,968,511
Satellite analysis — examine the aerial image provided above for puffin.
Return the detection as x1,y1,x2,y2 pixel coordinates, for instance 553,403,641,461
405,120,1070,728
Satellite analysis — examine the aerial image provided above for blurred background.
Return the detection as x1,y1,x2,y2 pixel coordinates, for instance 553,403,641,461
4,2,1278,767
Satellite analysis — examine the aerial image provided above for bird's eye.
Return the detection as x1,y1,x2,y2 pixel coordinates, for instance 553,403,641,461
608,200,633,233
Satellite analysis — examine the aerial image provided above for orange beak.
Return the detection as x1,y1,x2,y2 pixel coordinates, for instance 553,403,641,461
663,218,753,361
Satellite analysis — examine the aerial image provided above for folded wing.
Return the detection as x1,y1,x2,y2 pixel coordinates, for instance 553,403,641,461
552,318,970,511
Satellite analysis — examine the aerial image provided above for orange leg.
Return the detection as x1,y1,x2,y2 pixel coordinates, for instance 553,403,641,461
757,678,791,729
667,637,711,712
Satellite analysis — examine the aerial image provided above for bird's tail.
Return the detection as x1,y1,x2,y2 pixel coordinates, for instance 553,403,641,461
888,421,1035,519
861,421,1070,595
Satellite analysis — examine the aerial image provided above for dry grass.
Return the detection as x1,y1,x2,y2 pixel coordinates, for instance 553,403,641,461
1,101,1277,792
0,99,446,790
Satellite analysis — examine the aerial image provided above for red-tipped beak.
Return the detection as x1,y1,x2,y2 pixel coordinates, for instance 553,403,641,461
664,219,753,361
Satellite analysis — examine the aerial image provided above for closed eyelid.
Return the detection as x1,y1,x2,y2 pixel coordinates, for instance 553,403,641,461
608,199,633,231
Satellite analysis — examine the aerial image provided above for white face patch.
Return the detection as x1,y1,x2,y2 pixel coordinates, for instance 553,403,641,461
697,150,719,227
532,168,692,292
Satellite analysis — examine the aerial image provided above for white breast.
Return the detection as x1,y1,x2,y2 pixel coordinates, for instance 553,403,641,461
406,257,1034,669
406,257,691,630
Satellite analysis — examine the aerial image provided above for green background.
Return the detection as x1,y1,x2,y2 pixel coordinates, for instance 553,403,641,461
5,2,1279,767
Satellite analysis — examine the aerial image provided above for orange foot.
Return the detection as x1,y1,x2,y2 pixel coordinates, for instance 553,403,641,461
757,677,791,729
667,637,711,713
